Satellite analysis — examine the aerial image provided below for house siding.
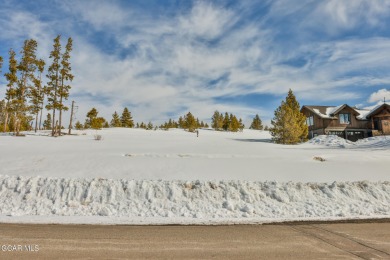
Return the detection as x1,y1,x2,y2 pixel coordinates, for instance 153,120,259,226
301,106,371,141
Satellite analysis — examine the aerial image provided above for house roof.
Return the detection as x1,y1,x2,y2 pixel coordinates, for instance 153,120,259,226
302,104,370,120
364,103,390,119
302,106,337,119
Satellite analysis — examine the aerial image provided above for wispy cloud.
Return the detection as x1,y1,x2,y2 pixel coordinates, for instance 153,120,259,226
0,0,389,126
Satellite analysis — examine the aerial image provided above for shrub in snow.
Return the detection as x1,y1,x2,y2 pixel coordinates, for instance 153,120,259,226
313,156,326,162
94,134,102,141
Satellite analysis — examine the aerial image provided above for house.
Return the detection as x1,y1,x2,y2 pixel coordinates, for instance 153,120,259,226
301,103,390,142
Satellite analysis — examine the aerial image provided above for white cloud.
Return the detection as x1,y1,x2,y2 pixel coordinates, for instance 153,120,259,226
301,0,390,35
368,89,390,103
178,2,236,40
2,1,390,125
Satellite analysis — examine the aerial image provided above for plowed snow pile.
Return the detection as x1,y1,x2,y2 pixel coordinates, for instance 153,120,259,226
0,129,389,224
0,175,389,224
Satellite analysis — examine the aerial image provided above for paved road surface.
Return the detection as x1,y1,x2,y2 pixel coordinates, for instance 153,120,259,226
0,222,390,259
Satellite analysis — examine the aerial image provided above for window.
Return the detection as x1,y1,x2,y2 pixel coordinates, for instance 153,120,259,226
339,113,350,124
306,116,314,126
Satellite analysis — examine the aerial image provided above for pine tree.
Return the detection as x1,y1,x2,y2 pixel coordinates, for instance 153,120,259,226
239,118,244,131
222,112,230,131
58,37,73,132
75,121,83,130
270,89,308,144
147,121,153,130
15,39,38,135
121,107,134,128
43,113,52,130
211,110,223,130
250,114,263,130
103,121,110,128
184,112,197,132
111,111,122,127
46,35,62,136
229,114,240,132
29,59,45,132
3,49,18,133
85,108,98,129
178,116,184,128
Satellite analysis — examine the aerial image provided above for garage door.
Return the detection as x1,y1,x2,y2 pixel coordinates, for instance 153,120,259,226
346,131,364,142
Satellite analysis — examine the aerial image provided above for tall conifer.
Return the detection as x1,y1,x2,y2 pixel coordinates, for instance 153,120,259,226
29,59,45,132
120,107,134,128
250,114,263,130
58,37,73,132
15,39,38,135
111,111,122,127
46,35,62,136
270,89,308,144
211,110,223,130
3,49,18,132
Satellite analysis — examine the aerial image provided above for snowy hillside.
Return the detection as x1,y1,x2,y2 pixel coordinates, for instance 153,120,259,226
0,129,389,224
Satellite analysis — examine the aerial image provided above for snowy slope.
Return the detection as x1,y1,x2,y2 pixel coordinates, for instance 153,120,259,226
0,129,389,224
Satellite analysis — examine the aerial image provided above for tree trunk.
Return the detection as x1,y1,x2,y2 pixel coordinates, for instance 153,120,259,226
59,95,63,135
39,103,44,130
3,111,8,132
35,112,39,133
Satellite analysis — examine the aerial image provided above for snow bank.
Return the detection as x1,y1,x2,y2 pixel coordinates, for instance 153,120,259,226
307,135,390,149
0,175,389,224
307,135,354,147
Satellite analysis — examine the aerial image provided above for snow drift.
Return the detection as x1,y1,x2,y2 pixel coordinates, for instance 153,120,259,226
0,175,389,224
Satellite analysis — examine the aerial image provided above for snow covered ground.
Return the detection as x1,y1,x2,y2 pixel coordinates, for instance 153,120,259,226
0,128,389,224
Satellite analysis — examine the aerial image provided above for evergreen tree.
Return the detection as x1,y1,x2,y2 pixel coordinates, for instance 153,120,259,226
103,121,110,128
270,89,308,144
222,112,230,131
91,117,105,129
147,121,153,130
184,112,197,132
239,118,244,131
205,123,209,128
229,114,240,132
75,121,83,130
84,108,106,129
110,111,122,127
43,113,52,130
29,59,45,132
120,107,134,128
211,110,223,130
264,125,269,131
46,35,62,136
136,122,139,128
15,39,38,135
58,37,73,132
250,114,263,130
178,116,184,128
3,49,18,132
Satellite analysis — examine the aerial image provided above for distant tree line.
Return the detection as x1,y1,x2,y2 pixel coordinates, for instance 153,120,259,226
0,35,73,136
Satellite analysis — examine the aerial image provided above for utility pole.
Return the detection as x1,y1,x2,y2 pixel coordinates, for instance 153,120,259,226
68,100,75,135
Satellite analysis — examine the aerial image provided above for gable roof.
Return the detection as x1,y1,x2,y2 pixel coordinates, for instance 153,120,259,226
302,104,370,120
364,103,390,119
301,105,337,119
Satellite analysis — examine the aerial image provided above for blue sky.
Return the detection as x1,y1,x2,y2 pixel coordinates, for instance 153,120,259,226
0,0,390,126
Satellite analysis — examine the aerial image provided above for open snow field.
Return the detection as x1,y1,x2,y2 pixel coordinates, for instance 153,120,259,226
0,128,389,224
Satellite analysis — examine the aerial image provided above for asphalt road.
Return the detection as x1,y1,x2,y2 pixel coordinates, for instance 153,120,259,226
0,221,390,259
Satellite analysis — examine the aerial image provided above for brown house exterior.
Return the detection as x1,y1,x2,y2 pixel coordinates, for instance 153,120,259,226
301,103,390,142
